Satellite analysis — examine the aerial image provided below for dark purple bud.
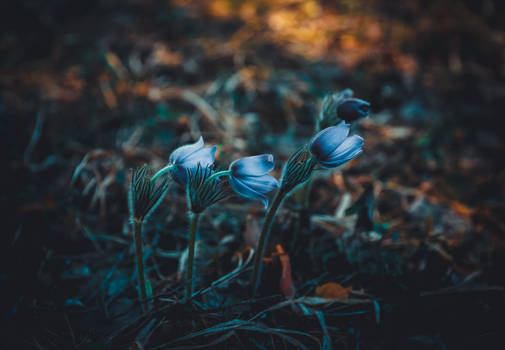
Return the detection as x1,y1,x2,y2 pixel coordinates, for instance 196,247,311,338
337,98,370,123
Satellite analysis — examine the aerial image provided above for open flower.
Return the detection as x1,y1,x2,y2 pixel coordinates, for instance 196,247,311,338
310,121,363,168
228,155,279,208
151,136,216,185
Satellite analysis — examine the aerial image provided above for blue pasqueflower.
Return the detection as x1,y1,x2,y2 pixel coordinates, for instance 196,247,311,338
151,136,216,185
310,121,363,168
228,154,279,208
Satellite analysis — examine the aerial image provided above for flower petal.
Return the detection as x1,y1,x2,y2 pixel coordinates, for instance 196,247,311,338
310,122,350,160
179,146,216,169
230,154,275,177
229,176,273,208
240,174,279,193
169,136,204,164
230,177,267,206
318,135,363,168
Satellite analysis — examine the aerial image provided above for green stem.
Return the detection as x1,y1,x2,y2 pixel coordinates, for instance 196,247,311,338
203,170,231,185
251,188,287,295
134,219,148,311
186,212,200,300
292,176,313,249
151,164,174,183
300,177,313,208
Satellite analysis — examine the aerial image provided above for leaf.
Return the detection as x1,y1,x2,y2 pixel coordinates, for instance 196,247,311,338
274,245,295,300
315,282,352,300
373,300,380,324
449,200,473,218
145,279,153,304
279,254,295,300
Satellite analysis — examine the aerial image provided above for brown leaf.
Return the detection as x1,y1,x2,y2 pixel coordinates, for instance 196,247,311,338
276,245,295,300
315,282,352,300
449,200,473,218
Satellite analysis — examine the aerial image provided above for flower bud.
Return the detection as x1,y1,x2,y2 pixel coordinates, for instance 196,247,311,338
128,165,169,222
318,89,370,130
280,145,317,193
186,164,231,214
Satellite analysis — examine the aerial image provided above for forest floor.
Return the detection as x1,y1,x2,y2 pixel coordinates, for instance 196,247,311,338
2,1,505,349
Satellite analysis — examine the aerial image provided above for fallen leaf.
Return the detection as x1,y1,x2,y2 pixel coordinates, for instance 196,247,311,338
277,245,295,300
449,200,473,218
315,282,352,300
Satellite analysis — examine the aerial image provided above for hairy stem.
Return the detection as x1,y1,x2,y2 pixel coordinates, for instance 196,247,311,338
292,176,313,248
186,212,200,300
133,219,148,311
251,188,287,295
151,164,174,183
203,170,231,185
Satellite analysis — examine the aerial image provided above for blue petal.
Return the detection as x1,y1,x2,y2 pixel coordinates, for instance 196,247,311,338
310,122,350,160
230,154,275,177
318,135,363,168
240,174,279,193
169,136,204,164
179,146,216,169
229,176,275,208
337,98,370,122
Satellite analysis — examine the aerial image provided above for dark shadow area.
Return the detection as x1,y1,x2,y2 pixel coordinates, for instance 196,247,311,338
2,0,505,348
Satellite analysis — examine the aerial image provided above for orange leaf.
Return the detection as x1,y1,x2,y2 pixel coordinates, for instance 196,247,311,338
279,253,295,300
450,201,473,218
315,282,352,300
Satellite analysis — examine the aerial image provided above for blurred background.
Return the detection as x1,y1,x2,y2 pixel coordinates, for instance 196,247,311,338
2,0,505,348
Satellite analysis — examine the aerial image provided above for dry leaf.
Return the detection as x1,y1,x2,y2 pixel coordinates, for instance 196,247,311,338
276,245,295,300
315,282,352,300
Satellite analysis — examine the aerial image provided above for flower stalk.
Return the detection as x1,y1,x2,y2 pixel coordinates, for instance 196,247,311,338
203,170,232,184
250,147,316,295
150,164,174,183
292,176,313,249
251,187,287,295
133,219,148,311
128,165,169,310
186,212,200,300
